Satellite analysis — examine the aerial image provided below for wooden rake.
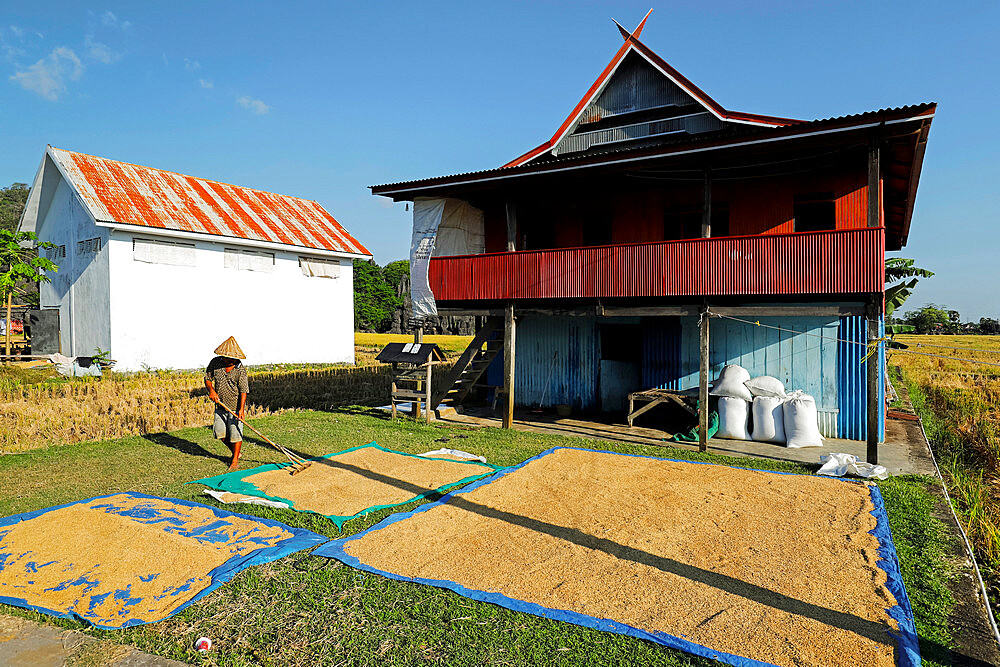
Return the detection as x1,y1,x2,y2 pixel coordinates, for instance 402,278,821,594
214,401,312,475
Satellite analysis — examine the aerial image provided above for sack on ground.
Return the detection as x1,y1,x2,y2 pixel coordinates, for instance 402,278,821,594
745,375,786,398
817,453,888,480
783,390,823,448
716,396,750,440
710,364,753,401
751,395,786,443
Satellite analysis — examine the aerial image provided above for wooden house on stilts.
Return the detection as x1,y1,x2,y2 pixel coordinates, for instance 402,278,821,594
372,14,934,463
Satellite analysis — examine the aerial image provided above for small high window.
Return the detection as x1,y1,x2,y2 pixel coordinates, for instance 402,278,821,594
794,192,836,232
45,245,66,261
224,248,274,272
77,237,102,255
299,256,340,278
133,238,196,266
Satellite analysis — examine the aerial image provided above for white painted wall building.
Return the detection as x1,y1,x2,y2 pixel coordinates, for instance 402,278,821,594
20,146,371,370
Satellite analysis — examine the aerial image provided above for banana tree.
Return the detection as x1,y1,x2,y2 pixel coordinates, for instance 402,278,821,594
884,258,934,345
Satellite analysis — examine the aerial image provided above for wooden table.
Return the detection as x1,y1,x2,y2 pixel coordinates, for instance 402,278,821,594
626,387,698,428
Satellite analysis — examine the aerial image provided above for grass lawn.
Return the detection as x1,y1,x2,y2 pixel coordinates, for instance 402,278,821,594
0,409,959,666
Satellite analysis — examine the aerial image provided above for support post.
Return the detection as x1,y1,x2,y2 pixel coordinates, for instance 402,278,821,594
502,302,516,428
698,305,710,452
4,292,11,361
867,136,881,228
412,327,423,420
867,298,881,464
425,360,433,425
390,362,398,421
701,169,712,238
505,199,517,252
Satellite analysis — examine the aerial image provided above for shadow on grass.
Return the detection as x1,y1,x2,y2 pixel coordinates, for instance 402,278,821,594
141,431,229,465
301,453,989,665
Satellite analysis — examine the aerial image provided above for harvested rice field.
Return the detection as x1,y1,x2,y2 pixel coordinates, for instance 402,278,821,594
0,410,978,665
325,448,915,667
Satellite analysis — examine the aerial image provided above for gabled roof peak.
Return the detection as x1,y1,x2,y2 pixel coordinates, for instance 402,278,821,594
504,14,803,168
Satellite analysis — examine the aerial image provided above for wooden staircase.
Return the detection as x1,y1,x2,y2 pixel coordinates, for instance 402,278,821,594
434,317,504,410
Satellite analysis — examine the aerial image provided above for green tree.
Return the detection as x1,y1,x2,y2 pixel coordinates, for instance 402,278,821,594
1,229,58,311
352,260,400,332
980,317,1000,335
0,183,29,233
903,304,952,334
381,260,409,293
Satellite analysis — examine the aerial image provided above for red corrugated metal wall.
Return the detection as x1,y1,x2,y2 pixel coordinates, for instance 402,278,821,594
428,227,884,301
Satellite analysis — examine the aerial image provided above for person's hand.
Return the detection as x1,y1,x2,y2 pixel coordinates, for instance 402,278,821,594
208,391,220,404
238,406,246,420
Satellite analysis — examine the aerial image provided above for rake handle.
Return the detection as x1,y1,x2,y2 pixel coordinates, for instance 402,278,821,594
214,400,307,466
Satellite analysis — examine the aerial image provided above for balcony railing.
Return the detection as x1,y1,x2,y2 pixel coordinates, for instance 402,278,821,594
427,227,885,301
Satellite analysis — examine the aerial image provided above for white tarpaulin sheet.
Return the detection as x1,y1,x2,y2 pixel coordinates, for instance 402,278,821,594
410,198,484,319
299,257,340,278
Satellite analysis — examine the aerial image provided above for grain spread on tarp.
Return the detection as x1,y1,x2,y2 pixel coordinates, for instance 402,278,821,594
332,448,911,667
0,493,322,628
194,443,497,527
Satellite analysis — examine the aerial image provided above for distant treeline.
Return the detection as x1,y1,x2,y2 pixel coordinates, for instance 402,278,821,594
353,259,408,333
893,304,1000,335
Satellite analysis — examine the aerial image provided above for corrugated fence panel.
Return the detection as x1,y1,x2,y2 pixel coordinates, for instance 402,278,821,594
838,315,869,441
642,317,682,390
427,228,884,301
514,315,600,411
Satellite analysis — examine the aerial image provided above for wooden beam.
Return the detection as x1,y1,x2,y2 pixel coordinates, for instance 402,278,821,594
502,303,516,428
710,304,867,317
601,306,701,317
698,305,710,452
412,328,423,420
4,292,11,361
867,299,880,464
505,199,517,252
702,169,712,238
867,137,881,228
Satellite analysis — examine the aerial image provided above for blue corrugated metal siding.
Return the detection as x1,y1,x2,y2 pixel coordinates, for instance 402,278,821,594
642,318,682,390
836,315,886,441
676,316,839,410
514,316,600,411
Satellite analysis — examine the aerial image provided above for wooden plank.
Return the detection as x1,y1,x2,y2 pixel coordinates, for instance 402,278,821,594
710,305,866,317
506,200,517,252
502,303,516,428
698,305,710,452
412,329,422,420
626,398,666,426
702,168,711,238
391,362,398,420
4,292,11,360
601,306,701,317
867,300,880,464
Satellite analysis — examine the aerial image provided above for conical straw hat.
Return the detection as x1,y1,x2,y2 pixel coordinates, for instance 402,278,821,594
214,336,246,360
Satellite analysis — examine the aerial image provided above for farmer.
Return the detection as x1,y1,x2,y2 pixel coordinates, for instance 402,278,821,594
204,336,249,471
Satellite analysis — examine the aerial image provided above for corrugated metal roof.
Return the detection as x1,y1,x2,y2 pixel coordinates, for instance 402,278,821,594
370,103,935,194
50,147,371,256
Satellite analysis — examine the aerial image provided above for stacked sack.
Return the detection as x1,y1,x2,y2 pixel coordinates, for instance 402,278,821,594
708,364,823,448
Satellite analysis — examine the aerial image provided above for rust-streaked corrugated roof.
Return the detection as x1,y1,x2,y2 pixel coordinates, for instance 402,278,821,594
49,147,371,256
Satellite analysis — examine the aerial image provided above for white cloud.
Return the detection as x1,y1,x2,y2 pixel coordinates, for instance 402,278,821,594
10,46,84,101
183,57,200,71
237,95,270,115
9,25,23,37
198,78,213,88
84,35,121,64
100,11,130,29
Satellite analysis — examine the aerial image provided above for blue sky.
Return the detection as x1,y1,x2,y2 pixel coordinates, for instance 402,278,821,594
1,1,997,320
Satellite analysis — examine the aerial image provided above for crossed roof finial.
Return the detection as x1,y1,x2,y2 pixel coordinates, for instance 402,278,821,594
612,8,653,42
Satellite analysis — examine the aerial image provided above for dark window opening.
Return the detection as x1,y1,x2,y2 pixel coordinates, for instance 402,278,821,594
600,324,642,362
664,203,729,240
582,206,612,246
794,192,836,232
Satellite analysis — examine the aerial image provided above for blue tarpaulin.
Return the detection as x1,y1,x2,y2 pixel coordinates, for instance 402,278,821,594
0,492,323,629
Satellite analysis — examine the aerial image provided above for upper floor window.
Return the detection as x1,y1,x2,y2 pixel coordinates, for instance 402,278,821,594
224,247,274,273
299,256,340,278
77,237,102,255
133,237,196,266
663,204,729,240
794,192,835,233
45,245,66,261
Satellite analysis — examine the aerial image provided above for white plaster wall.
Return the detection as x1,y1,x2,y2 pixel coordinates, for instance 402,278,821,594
36,178,111,356
107,233,356,370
